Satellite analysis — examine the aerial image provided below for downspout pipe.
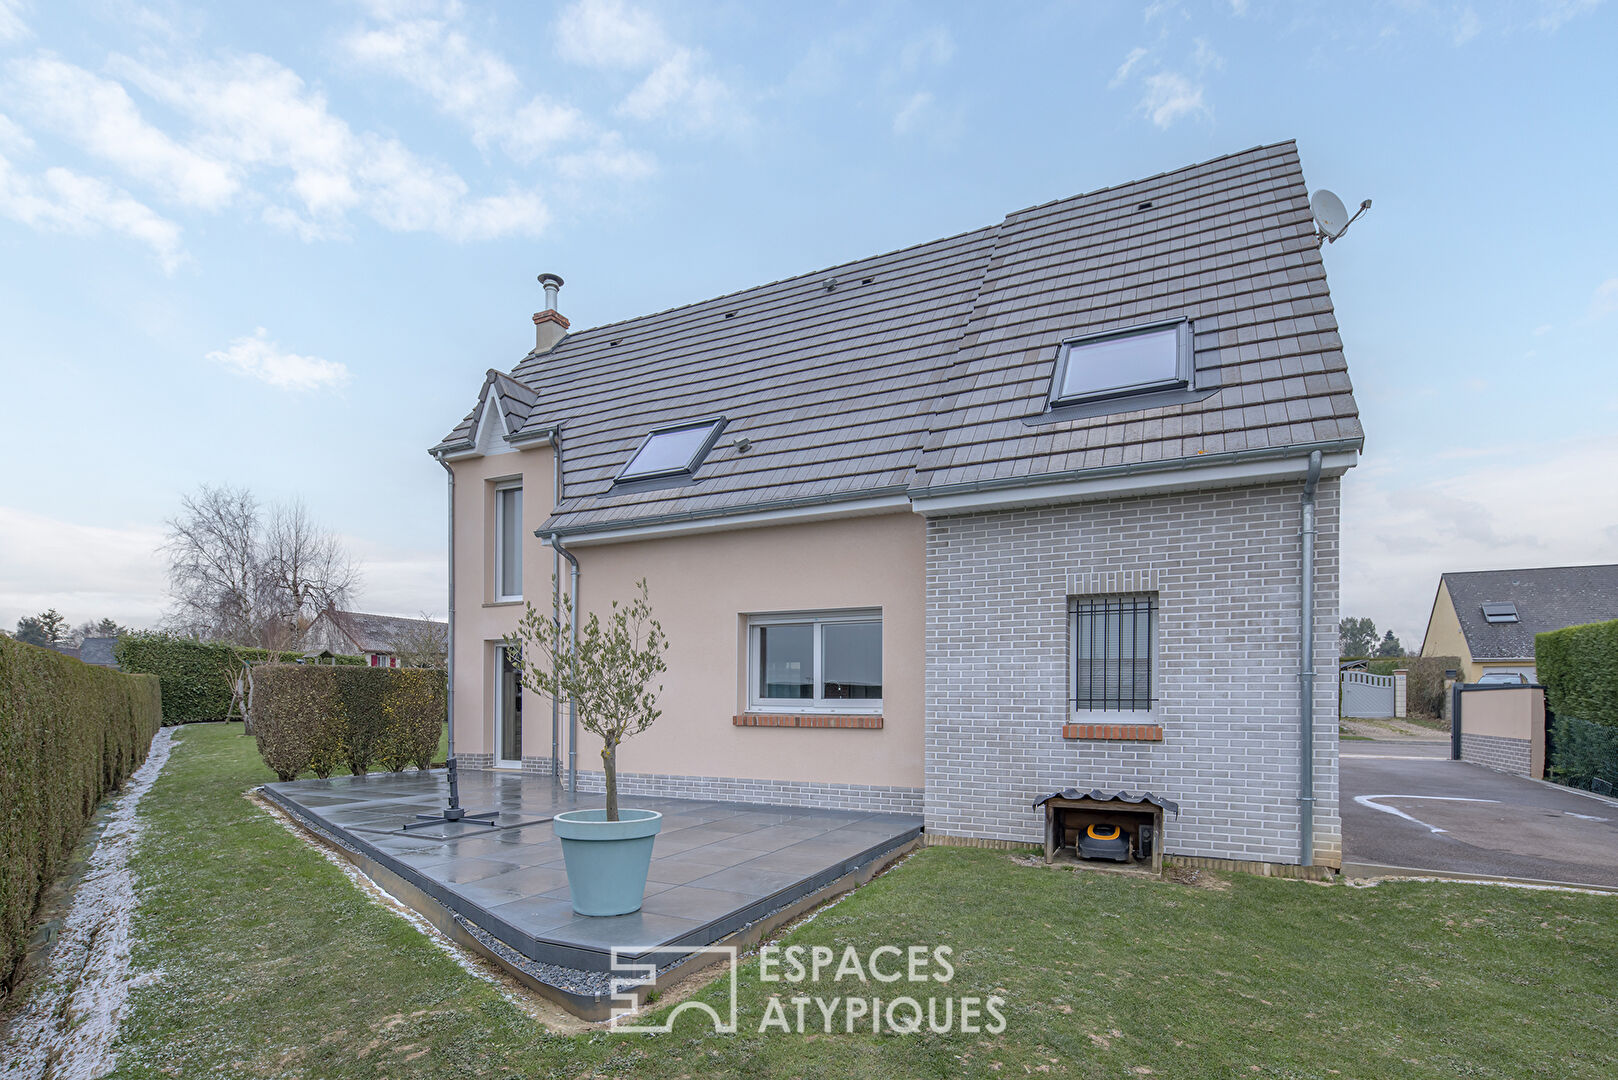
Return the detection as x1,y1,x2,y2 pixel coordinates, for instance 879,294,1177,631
549,430,563,783
1298,449,1323,867
547,530,581,795
435,453,462,811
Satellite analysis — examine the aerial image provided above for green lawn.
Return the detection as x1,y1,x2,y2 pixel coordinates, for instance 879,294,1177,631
104,723,1617,1079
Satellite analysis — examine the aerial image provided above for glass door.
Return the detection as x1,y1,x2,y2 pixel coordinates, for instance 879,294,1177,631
496,645,522,767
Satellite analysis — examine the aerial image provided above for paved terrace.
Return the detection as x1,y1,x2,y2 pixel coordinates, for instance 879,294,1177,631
260,769,921,1012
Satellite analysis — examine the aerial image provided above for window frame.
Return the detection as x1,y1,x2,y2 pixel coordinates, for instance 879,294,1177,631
493,480,523,602
1048,319,1193,408
617,416,728,483
747,608,884,715
1068,593,1159,714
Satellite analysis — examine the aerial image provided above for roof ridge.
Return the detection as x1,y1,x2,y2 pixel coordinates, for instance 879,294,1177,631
999,141,1297,221
1445,563,1618,577
538,223,1001,344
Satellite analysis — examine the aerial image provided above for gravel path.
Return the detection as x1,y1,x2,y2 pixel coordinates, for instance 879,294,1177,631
1,727,176,1080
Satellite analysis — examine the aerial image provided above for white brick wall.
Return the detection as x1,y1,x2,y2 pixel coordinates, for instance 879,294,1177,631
923,479,1342,866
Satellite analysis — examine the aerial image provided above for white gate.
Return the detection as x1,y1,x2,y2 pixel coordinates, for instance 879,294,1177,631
1341,670,1395,719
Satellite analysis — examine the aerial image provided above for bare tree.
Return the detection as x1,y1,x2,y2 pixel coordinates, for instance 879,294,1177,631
162,484,361,648
387,614,448,670
263,500,362,649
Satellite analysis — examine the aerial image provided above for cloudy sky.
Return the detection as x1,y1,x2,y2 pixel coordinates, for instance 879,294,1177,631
1,0,1614,649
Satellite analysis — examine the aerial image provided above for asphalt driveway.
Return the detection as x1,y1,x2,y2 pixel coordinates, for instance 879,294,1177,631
1341,739,1618,888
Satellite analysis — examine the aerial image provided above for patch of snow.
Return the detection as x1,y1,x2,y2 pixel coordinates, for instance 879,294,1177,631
1345,876,1616,896
1,726,176,1080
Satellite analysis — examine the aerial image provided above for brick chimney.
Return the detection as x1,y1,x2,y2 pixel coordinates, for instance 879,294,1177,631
533,272,568,352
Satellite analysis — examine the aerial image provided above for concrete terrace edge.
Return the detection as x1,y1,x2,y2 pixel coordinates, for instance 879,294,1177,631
255,784,922,1020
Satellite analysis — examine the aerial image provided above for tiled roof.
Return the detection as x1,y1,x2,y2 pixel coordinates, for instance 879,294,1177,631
78,636,119,667
319,610,447,654
435,142,1361,533
1440,565,1618,660
438,370,543,452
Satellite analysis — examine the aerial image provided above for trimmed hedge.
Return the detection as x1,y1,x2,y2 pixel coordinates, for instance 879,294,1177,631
114,632,362,725
1547,714,1618,789
252,664,444,781
1367,655,1461,719
1536,619,1618,729
0,636,162,991
1537,619,1618,790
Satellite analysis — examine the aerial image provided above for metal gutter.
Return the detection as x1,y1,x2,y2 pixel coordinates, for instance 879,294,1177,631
909,439,1362,509
544,488,913,544
1298,448,1322,867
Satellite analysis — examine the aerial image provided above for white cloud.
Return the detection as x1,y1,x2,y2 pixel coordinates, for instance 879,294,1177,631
0,111,32,153
5,55,239,210
109,52,550,241
342,5,591,164
897,27,954,73
1452,6,1482,44
1139,71,1208,127
0,152,185,270
205,328,351,391
1537,0,1603,31
1192,37,1224,72
1341,434,1618,648
0,0,27,45
554,131,654,181
0,507,168,632
1110,46,1148,88
1228,0,1250,14
892,90,933,135
1590,277,1618,318
554,0,740,131
556,0,668,68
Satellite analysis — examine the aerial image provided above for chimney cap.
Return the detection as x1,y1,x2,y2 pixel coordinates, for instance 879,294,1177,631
537,272,564,288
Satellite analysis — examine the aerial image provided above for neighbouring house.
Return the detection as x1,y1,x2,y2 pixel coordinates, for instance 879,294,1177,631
432,142,1362,869
1420,564,1618,683
78,635,120,668
301,609,448,668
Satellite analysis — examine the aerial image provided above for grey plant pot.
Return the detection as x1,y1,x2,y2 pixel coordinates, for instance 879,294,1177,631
553,808,663,916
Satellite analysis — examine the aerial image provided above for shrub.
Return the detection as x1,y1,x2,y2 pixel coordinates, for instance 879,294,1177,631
114,632,364,725
252,664,337,781
1547,714,1618,790
251,664,444,781
1537,619,1618,729
0,636,162,991
336,667,391,775
1367,655,1462,719
379,669,447,772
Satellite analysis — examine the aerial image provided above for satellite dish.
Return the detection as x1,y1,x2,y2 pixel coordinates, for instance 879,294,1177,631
1311,189,1350,238
1309,188,1372,245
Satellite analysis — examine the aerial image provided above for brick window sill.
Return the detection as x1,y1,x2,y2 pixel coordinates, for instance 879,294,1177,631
1062,722,1163,742
734,714,883,730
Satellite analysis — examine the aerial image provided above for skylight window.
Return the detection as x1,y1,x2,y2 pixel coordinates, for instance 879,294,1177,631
617,417,726,482
1049,321,1192,407
1481,602,1520,624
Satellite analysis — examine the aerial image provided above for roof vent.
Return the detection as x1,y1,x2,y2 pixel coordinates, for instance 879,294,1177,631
1480,602,1520,624
824,278,840,293
1136,201,1153,211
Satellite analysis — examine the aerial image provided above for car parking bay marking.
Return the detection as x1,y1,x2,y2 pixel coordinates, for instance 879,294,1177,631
1353,794,1500,834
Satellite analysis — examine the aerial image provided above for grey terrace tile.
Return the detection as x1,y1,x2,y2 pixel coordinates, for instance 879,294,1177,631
261,769,919,973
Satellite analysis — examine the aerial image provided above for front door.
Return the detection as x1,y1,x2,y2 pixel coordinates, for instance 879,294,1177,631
496,645,522,767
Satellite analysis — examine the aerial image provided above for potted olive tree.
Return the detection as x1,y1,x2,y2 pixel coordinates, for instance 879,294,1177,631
508,579,669,916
